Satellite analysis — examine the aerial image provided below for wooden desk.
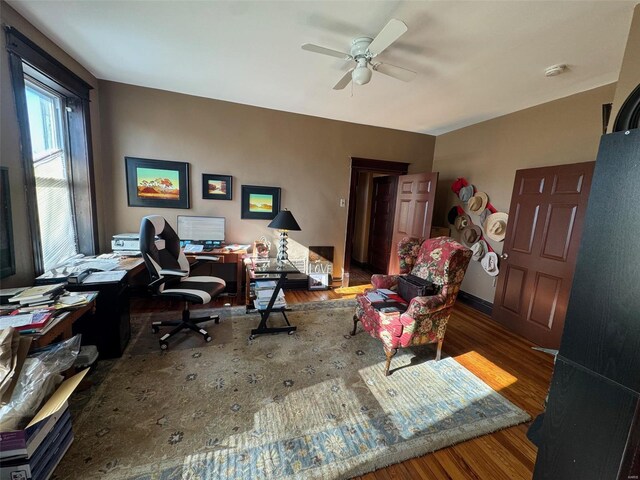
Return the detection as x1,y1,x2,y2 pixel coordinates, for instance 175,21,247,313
31,300,96,350
187,248,248,304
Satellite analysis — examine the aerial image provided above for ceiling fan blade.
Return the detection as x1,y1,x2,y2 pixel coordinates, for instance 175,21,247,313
373,62,416,82
367,18,408,56
333,69,354,90
302,43,352,60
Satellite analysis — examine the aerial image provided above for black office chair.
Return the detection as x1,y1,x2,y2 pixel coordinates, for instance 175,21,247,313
139,215,226,350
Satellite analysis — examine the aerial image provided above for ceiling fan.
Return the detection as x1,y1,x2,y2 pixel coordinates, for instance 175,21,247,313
302,18,416,90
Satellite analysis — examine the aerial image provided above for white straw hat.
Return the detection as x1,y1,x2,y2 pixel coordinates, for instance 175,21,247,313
483,212,508,242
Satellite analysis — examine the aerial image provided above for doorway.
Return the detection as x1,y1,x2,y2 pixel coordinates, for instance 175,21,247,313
344,158,409,287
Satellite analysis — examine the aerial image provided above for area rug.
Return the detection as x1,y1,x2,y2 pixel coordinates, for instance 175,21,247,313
53,300,529,480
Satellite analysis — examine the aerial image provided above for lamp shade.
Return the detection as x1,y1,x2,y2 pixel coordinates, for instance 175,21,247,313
267,210,301,231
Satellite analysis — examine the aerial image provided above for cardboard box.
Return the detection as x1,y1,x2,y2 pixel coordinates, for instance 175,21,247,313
0,369,88,462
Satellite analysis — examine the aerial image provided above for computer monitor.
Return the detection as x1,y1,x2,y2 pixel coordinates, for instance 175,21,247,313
177,215,225,247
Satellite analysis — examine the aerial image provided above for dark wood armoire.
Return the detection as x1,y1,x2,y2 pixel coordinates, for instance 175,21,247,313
533,128,640,478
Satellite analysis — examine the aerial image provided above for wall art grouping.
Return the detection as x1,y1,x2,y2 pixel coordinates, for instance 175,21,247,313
124,157,285,222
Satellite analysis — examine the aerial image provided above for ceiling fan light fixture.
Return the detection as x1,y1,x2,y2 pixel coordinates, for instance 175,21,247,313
352,63,372,85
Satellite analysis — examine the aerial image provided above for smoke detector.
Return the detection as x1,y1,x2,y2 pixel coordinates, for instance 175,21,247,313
545,64,568,77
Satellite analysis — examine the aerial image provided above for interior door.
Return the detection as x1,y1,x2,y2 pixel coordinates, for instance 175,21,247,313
366,176,398,274
388,172,439,274
492,162,594,348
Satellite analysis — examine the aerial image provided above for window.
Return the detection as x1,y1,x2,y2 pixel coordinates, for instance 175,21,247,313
6,26,98,275
25,79,79,270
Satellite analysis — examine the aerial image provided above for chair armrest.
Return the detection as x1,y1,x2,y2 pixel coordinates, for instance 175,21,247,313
406,293,449,316
159,269,189,277
371,274,399,290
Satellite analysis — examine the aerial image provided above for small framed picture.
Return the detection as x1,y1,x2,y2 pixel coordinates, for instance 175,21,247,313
308,272,330,291
125,157,189,209
202,174,232,200
241,185,281,220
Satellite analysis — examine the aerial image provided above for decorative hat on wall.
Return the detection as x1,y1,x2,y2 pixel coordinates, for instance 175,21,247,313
451,178,466,195
483,212,509,242
481,251,500,276
470,239,488,261
468,192,489,214
479,209,491,226
454,214,471,231
447,207,459,225
459,185,474,203
461,225,482,247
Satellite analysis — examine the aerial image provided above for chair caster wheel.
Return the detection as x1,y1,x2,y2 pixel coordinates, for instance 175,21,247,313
248,335,255,341
152,326,159,334
214,318,220,324
159,341,169,350
288,330,295,335
205,336,212,343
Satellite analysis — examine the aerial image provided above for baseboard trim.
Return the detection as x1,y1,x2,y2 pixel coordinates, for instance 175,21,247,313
458,291,493,316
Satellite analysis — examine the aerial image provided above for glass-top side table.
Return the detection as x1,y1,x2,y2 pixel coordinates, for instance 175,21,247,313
246,258,299,339
251,258,299,274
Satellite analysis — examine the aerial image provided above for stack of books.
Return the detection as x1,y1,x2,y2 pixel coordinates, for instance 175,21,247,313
0,370,88,480
7,285,65,307
0,311,54,333
253,280,286,310
0,292,97,337
0,408,73,480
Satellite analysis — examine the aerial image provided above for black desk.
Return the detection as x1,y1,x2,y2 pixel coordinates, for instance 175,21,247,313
67,272,130,359
247,259,298,339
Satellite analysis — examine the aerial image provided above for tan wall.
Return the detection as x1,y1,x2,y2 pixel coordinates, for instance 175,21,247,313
433,83,616,302
0,2,104,287
611,3,640,129
99,81,435,277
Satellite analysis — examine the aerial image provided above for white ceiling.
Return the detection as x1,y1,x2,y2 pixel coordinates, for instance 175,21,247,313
7,1,636,135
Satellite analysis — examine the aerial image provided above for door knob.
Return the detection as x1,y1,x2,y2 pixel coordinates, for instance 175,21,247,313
500,253,509,260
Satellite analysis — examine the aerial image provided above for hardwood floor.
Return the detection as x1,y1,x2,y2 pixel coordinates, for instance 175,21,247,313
132,286,553,479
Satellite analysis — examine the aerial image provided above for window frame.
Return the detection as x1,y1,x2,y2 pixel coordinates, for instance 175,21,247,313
5,26,98,275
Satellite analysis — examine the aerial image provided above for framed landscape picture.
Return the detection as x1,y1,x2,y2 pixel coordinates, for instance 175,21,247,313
241,185,281,220
202,174,232,200
125,157,189,209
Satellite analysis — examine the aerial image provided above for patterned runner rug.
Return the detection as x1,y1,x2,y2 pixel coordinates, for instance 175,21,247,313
54,300,529,479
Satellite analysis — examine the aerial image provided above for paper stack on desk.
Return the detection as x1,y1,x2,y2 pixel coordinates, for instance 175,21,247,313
81,270,127,284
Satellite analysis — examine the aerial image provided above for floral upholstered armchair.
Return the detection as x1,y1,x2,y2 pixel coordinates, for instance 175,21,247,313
352,236,472,376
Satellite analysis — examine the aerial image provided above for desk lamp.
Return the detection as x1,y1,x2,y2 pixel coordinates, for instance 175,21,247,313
268,209,301,263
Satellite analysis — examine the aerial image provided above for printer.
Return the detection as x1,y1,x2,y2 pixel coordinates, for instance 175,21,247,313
111,233,165,252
